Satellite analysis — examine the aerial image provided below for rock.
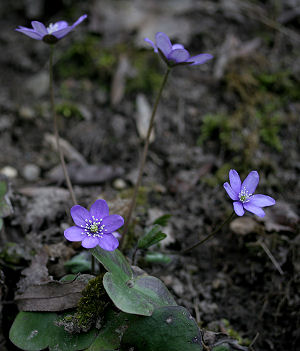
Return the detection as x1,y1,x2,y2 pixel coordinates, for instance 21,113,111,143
135,94,155,142
0,166,17,178
19,105,35,120
230,217,257,235
22,164,40,182
26,71,49,98
113,178,127,190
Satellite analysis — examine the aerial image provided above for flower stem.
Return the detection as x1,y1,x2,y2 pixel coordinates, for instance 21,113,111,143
120,67,171,248
182,211,235,254
49,45,77,206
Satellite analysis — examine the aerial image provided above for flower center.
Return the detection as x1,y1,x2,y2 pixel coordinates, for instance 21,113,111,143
90,223,98,233
239,187,252,203
81,216,108,238
47,23,59,34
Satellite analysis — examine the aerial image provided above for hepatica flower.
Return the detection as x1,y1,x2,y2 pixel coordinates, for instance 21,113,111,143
224,170,275,217
145,32,213,67
64,199,124,251
15,14,87,44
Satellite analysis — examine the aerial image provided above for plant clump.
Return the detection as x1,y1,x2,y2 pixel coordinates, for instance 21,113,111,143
56,273,110,333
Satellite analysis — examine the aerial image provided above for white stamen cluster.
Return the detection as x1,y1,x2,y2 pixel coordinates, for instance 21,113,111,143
47,23,59,34
81,216,108,238
238,187,252,203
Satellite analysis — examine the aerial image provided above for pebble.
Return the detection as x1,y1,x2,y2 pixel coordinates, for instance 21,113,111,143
22,164,40,181
26,71,49,98
19,106,35,120
0,166,17,178
113,178,127,190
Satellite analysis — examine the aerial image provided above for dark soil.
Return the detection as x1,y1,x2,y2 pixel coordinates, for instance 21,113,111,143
0,1,299,350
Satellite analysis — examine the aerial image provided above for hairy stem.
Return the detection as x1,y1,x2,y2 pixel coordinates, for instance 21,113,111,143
120,68,171,248
182,211,235,254
49,45,77,206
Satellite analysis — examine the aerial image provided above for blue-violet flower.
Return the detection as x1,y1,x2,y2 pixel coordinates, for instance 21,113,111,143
64,199,124,251
144,32,213,67
224,169,275,217
15,14,87,44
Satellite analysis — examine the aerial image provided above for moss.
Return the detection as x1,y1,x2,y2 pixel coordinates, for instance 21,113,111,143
55,102,83,120
221,319,251,346
57,274,110,333
75,273,110,330
198,60,299,168
126,51,162,94
56,34,117,82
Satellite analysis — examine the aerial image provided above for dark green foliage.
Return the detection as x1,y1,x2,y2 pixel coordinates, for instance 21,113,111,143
120,306,203,351
9,311,98,351
137,224,167,249
91,247,176,316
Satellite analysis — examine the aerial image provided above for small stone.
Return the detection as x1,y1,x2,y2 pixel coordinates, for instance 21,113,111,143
0,166,17,178
19,106,35,120
112,178,127,190
135,94,155,142
230,217,257,235
22,164,40,182
26,71,49,98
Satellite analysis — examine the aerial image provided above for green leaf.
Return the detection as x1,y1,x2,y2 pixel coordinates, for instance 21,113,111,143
92,246,175,316
87,310,136,351
120,306,202,351
91,247,133,283
103,272,176,316
9,312,57,351
153,214,172,227
137,225,167,249
0,218,3,231
9,311,98,351
48,320,98,351
145,252,172,264
64,253,92,273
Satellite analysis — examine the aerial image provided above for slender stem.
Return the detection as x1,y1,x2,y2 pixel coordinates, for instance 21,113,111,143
120,68,171,248
182,211,235,254
49,45,77,206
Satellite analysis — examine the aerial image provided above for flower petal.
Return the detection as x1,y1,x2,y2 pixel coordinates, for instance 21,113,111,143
64,226,85,242
70,205,91,226
15,28,43,40
233,201,244,216
187,53,213,65
229,169,241,194
249,194,276,208
90,199,109,220
52,26,73,39
102,214,124,233
99,233,119,251
54,21,68,30
243,203,265,217
31,21,48,35
71,14,88,28
82,236,100,249
144,38,158,52
155,32,172,57
223,182,239,200
172,43,184,50
167,49,190,63
242,171,259,194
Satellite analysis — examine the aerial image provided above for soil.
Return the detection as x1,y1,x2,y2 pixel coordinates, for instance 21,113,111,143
0,1,299,350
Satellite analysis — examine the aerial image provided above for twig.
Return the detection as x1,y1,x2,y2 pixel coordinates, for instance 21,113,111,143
259,240,284,275
120,67,171,248
182,211,235,254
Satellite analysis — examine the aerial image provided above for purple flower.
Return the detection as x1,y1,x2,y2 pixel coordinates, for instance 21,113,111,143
224,170,275,218
15,14,87,44
144,32,213,67
64,199,124,251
